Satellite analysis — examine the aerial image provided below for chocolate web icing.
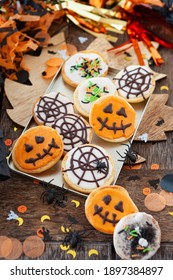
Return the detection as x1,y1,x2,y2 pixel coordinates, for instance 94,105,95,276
114,67,153,99
64,145,110,187
97,117,131,134
35,92,73,125
52,114,91,152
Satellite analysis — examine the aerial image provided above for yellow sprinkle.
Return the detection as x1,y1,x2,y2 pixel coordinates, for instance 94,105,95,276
124,56,131,61
168,212,173,216
14,127,18,132
160,85,169,91
60,244,70,251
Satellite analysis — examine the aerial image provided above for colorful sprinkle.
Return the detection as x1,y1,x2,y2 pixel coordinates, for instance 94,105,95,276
88,249,98,257
4,138,13,147
142,187,151,196
151,163,160,170
17,205,27,213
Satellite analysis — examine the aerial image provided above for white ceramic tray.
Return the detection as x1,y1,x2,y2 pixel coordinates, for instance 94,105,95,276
8,66,149,197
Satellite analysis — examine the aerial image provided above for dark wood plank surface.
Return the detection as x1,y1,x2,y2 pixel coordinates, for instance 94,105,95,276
1,21,173,260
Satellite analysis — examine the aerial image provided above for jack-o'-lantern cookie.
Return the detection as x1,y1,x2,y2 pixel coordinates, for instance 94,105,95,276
113,65,155,103
61,50,108,88
33,92,74,126
85,185,138,234
61,144,115,194
89,95,137,142
52,113,92,153
113,212,161,259
74,77,117,117
12,126,64,173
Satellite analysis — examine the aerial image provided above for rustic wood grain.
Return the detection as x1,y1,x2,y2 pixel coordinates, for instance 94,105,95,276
1,21,173,260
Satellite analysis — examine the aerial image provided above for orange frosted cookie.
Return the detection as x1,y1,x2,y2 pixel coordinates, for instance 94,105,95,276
89,95,137,142
85,185,138,234
12,126,64,173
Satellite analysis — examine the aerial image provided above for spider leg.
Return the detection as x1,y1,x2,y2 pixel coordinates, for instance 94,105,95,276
116,150,126,159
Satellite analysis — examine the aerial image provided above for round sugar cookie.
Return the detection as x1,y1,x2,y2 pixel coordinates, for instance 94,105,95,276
113,65,155,103
52,113,92,153
113,212,161,259
61,144,115,194
85,185,138,234
33,91,74,126
74,77,117,117
89,95,137,142
61,50,108,88
12,126,64,173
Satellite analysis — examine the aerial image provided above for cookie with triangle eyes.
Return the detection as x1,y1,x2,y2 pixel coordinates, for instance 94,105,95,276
89,95,137,142
12,126,64,174
61,50,109,88
85,185,139,234
113,65,156,103
113,212,161,260
73,77,117,118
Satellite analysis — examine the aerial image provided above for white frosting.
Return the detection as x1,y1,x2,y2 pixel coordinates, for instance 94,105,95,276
34,91,74,126
64,53,108,84
64,145,113,189
114,65,154,100
76,77,117,116
53,114,91,152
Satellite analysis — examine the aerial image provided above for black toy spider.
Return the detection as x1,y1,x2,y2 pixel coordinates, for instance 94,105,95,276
40,181,67,208
62,226,90,250
94,159,107,173
116,142,138,167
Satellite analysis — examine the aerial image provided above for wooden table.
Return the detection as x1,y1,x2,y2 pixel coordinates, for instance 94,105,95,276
1,21,173,260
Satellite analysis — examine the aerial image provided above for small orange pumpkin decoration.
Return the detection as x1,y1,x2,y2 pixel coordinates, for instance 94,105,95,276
85,185,138,234
89,95,137,142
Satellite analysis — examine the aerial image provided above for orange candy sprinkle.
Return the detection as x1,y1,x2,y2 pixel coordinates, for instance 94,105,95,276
142,187,151,196
17,205,27,213
4,138,13,147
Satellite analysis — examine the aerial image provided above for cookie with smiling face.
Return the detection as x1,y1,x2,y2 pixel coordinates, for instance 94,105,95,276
113,65,155,103
61,50,109,88
12,126,64,173
89,95,137,142
85,185,138,234
113,212,161,259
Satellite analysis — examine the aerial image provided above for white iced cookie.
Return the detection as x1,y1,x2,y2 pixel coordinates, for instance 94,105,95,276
113,65,155,103
74,77,117,117
61,144,115,194
61,50,108,88
113,212,161,260
33,91,74,126
52,113,92,153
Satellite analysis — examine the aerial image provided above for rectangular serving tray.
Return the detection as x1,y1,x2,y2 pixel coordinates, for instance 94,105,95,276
8,66,149,197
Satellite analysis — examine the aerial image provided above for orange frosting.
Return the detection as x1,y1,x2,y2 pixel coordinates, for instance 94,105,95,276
15,126,63,170
85,186,138,234
90,95,136,140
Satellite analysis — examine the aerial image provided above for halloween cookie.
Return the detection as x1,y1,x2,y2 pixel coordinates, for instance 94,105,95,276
74,77,117,117
85,185,138,234
33,91,74,126
12,126,64,173
52,113,92,153
89,95,137,142
113,212,161,259
61,50,108,88
113,65,155,103
61,144,115,194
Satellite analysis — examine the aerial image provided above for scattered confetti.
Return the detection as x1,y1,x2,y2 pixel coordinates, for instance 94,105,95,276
71,200,80,208
40,215,51,223
17,205,27,213
156,119,164,126
58,49,69,60
60,244,70,251
4,138,13,147
66,249,76,259
33,179,40,185
61,225,70,233
160,173,173,192
168,212,173,216
46,57,64,67
148,179,160,190
7,210,19,221
78,37,88,44
142,187,151,196
160,85,169,91
42,66,58,79
37,228,44,238
13,127,17,132
88,249,99,257
16,217,24,226
137,133,148,143
151,164,160,170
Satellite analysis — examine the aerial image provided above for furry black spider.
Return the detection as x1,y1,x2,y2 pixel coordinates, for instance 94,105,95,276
62,226,90,249
116,142,138,167
94,159,107,173
40,182,67,208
